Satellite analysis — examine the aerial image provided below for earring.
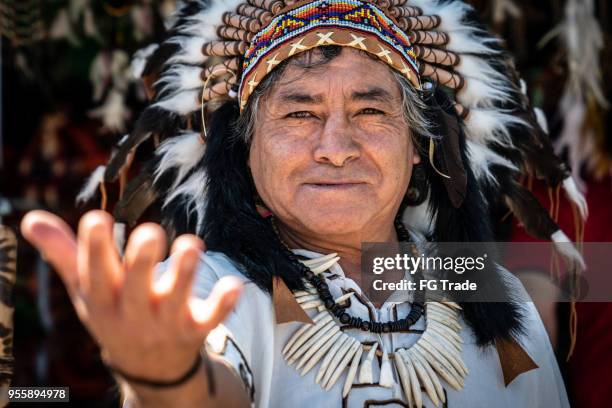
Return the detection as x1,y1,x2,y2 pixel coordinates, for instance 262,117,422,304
405,163,428,206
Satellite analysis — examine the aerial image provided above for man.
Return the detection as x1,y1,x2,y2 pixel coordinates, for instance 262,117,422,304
22,0,576,406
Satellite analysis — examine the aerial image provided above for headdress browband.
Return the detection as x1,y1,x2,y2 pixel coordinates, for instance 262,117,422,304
237,0,421,110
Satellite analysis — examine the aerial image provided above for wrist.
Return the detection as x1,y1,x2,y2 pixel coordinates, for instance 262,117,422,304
102,349,217,407
105,352,204,389
118,364,209,408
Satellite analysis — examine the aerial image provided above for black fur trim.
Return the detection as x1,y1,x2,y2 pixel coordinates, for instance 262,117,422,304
200,101,305,292
416,87,525,346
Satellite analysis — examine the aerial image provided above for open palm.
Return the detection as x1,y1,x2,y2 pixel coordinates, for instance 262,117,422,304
21,210,242,383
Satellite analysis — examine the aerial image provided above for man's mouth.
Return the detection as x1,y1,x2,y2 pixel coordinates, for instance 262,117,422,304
305,181,366,189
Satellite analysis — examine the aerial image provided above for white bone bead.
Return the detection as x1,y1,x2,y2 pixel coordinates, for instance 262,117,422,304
283,311,329,354
316,334,351,384
414,343,463,390
309,256,341,275
300,331,342,375
288,320,337,363
379,349,395,388
401,349,422,408
416,341,463,384
422,334,467,376
342,345,364,396
394,351,413,407
412,347,446,404
428,320,463,343
334,292,355,304
406,348,439,407
300,300,324,310
326,340,361,390
358,342,378,384
428,325,462,352
321,338,356,387
301,252,339,266
284,314,332,357
296,294,320,303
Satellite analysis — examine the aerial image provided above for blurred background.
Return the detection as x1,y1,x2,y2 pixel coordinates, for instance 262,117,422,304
0,0,610,406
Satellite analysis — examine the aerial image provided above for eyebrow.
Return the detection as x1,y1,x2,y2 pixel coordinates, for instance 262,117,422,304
278,91,324,104
276,86,396,105
351,86,395,103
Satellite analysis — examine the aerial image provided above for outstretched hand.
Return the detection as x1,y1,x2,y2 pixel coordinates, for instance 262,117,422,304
21,210,243,383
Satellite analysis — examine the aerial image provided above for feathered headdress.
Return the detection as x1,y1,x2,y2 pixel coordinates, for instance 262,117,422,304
78,0,587,272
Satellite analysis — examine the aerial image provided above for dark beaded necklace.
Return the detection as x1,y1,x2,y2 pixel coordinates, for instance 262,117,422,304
270,216,425,334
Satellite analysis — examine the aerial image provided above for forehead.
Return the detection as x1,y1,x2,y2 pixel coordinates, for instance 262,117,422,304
266,48,401,100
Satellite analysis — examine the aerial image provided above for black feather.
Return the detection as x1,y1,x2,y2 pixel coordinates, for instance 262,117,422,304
104,106,184,182
142,42,182,78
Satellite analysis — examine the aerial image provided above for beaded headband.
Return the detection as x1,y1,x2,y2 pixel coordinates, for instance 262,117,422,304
238,0,421,110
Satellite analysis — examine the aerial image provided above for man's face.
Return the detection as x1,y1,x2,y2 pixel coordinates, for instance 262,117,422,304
249,48,420,237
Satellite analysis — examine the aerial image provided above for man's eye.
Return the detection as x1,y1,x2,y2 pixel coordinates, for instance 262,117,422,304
358,108,385,115
286,111,314,119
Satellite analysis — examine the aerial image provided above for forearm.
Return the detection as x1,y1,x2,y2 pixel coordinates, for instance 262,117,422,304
117,354,251,408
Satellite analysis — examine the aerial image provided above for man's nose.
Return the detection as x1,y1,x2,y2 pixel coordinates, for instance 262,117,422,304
313,113,360,167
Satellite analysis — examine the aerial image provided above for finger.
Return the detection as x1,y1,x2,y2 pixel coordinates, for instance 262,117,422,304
21,210,79,296
187,276,243,335
121,223,167,314
78,211,122,307
155,235,204,320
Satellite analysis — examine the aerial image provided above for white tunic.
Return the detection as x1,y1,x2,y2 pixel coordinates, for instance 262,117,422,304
190,249,570,408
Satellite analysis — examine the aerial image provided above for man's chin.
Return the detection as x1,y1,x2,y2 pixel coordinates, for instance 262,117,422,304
297,210,372,235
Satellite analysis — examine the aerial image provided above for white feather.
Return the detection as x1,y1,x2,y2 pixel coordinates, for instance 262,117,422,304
402,192,434,235
163,0,187,29
131,44,159,78
454,55,514,109
552,0,608,186
88,89,130,133
410,0,471,31
153,89,200,115
162,0,243,68
467,140,517,185
411,0,501,54
155,65,204,96
410,1,511,110
533,108,549,134
551,230,586,272
457,75,514,108
520,79,528,96
555,93,588,189
163,170,208,233
456,55,507,84
562,177,588,220
117,134,129,146
464,108,528,147
177,0,243,40
76,165,106,204
447,30,500,55
154,132,206,189
166,36,209,65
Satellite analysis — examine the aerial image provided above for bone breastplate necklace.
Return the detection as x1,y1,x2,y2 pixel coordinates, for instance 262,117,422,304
271,217,468,405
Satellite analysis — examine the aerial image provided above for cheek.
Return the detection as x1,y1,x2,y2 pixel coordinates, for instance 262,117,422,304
249,129,310,203
361,126,413,188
